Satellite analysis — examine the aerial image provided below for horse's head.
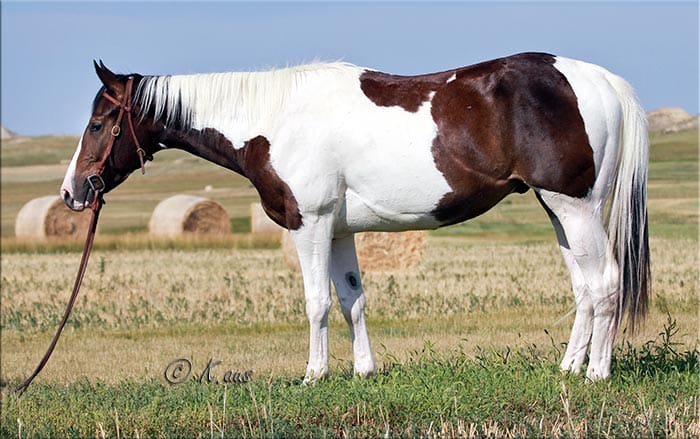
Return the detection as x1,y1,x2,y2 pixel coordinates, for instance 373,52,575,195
61,62,158,211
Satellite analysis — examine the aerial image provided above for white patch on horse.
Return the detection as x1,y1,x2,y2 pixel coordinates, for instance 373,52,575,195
446,73,457,83
60,134,83,209
553,56,622,200
267,71,451,234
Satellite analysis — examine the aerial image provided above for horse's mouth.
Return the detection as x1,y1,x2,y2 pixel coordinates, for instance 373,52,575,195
61,188,87,211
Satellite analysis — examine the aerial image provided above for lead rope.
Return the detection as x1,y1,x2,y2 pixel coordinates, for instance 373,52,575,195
14,193,103,397
14,76,142,397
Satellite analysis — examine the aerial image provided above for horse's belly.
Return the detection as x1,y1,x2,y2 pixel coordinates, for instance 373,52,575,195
336,186,444,234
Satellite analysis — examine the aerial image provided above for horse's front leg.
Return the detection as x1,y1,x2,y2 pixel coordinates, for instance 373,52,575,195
330,235,375,377
290,213,335,384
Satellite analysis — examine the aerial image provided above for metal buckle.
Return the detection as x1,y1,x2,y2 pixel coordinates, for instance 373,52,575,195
111,125,121,137
86,174,105,192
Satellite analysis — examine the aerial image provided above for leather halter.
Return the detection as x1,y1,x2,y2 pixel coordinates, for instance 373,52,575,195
88,76,150,201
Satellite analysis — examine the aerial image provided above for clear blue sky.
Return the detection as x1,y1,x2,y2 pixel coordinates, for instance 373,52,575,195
2,1,698,136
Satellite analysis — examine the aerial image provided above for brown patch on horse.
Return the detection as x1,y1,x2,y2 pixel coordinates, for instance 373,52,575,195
160,128,303,230
428,52,595,225
237,135,303,230
360,69,456,112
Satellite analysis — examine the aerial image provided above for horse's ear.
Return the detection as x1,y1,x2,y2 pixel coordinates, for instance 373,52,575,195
93,60,124,94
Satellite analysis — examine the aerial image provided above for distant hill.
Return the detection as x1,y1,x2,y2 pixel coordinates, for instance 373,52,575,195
647,107,699,133
1,126,17,139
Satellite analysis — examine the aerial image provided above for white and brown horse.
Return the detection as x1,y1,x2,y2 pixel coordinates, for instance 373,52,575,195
61,52,649,382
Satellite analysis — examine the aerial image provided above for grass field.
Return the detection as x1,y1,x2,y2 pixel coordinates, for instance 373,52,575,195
1,129,698,437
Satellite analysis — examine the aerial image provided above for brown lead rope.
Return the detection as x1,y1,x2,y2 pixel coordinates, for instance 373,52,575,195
14,195,103,397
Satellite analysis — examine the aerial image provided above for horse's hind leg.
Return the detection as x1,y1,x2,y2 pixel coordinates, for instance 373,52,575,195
329,235,375,376
537,190,620,381
538,197,593,374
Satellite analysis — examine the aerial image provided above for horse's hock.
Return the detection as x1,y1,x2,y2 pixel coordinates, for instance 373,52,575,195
149,194,230,237
281,230,426,272
15,195,92,240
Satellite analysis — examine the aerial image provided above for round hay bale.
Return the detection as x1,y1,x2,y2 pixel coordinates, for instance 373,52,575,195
355,231,426,271
149,195,230,237
281,230,426,272
250,202,284,237
15,195,92,240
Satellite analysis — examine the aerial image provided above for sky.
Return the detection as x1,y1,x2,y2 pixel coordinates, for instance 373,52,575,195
1,1,698,136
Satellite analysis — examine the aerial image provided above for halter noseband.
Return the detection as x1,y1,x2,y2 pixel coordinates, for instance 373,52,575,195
87,76,151,208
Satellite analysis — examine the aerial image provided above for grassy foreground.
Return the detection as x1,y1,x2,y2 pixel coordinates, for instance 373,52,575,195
2,317,698,438
1,235,697,438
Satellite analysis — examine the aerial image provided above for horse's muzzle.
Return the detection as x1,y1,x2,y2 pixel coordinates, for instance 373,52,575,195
61,188,86,211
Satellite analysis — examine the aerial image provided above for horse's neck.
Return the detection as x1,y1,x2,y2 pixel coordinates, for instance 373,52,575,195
158,126,246,176
149,71,284,176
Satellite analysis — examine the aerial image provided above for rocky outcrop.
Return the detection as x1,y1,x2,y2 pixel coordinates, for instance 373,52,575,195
647,107,698,133
1,126,17,139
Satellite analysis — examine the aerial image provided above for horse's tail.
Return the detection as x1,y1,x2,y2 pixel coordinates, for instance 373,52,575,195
604,72,650,334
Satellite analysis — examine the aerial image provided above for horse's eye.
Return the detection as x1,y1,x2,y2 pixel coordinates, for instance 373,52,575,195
89,122,102,133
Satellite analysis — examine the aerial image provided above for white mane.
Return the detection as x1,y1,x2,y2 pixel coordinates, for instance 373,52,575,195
134,62,359,132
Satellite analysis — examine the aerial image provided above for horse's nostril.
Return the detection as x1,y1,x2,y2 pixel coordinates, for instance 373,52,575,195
61,189,73,208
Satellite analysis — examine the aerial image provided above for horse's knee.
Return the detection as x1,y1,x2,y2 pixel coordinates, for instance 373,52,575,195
306,296,332,322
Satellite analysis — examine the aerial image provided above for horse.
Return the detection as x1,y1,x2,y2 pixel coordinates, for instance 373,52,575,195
60,52,650,383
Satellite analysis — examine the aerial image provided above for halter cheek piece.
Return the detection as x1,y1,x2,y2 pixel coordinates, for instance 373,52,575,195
86,76,152,207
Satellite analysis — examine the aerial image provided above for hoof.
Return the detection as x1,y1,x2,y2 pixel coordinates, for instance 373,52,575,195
302,367,328,386
559,358,583,375
585,367,609,382
354,364,376,379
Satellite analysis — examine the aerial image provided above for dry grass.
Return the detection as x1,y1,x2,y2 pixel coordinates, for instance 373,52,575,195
1,236,696,384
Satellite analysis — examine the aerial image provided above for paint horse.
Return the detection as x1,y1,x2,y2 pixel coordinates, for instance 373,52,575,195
61,53,649,382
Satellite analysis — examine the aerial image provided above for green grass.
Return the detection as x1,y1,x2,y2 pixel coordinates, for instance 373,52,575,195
0,136,80,167
2,317,697,438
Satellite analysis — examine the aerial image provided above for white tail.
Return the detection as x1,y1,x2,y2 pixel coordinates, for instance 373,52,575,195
604,72,651,333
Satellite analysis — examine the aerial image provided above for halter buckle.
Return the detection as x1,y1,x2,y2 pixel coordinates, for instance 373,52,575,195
86,174,105,192
111,125,121,137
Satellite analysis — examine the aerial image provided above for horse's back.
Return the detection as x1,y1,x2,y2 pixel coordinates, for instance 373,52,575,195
274,53,623,233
